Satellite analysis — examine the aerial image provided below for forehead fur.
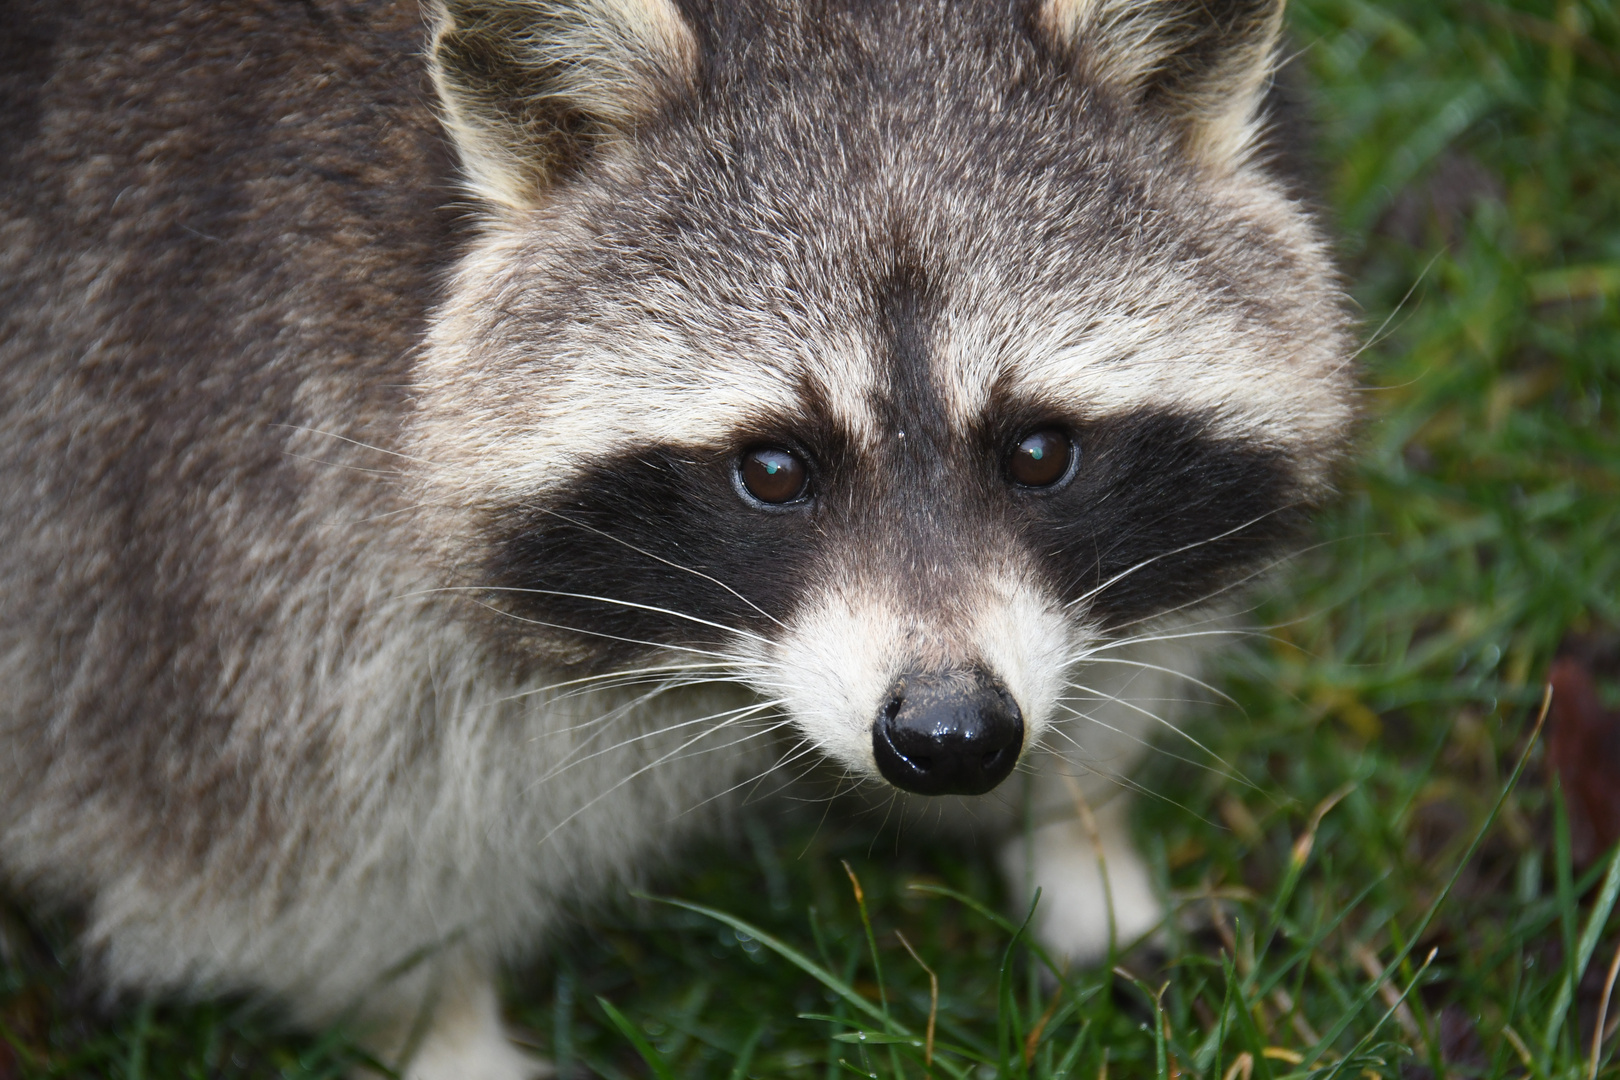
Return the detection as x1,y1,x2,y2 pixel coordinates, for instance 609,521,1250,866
413,0,1352,504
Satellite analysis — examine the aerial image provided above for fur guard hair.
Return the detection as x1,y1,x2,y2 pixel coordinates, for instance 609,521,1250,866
0,1,1354,1076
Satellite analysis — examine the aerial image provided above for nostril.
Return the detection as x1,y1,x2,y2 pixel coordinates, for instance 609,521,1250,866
881,696,903,724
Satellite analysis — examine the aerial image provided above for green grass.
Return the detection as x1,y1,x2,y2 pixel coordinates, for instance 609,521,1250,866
5,0,1620,1076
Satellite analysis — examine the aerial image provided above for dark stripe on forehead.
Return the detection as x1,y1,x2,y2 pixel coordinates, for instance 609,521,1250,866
856,254,992,607
870,254,946,443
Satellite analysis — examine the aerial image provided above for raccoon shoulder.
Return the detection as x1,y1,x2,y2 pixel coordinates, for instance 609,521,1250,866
0,0,460,879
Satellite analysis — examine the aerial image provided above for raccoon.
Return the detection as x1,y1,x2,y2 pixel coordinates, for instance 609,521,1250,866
0,0,1353,1076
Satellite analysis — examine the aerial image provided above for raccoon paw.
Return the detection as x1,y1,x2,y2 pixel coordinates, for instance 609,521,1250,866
999,803,1164,967
364,973,549,1080
401,1026,548,1080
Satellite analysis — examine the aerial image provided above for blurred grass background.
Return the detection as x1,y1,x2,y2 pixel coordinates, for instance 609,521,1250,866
3,0,1619,1076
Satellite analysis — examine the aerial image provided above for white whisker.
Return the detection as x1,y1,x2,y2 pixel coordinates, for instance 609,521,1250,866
520,506,787,630
741,740,821,805
534,705,787,845
1339,247,1443,375
529,699,785,787
1061,676,1245,779
1069,656,1240,709
483,661,766,709
530,680,706,741
679,730,819,816
541,674,739,708
1052,702,1259,792
460,599,752,664
1074,626,1266,655
1092,535,1350,636
271,423,441,466
1036,732,1214,824
281,451,403,478
407,586,773,646
1063,504,1301,611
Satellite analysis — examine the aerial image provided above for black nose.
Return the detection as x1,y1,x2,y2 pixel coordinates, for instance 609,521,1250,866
872,670,1024,796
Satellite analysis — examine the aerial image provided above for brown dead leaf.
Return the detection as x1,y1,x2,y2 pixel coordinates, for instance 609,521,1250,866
1547,656,1620,865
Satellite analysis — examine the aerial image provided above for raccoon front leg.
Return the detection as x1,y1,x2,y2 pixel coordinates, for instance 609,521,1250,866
360,959,547,1080
997,630,1216,964
998,792,1164,966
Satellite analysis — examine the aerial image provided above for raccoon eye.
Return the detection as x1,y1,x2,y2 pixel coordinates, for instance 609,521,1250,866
739,446,809,505
1008,429,1074,489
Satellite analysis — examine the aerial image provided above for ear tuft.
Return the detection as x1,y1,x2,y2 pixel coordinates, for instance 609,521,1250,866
1037,0,1285,170
429,0,696,209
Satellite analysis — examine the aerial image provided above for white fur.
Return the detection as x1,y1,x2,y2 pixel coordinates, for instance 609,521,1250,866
761,568,1075,777
381,969,549,1080
1000,801,1166,965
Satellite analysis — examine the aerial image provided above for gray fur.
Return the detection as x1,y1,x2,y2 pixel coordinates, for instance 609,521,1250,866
0,1,1353,1075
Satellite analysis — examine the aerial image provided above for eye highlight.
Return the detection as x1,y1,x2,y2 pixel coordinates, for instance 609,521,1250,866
1008,429,1075,489
739,446,809,505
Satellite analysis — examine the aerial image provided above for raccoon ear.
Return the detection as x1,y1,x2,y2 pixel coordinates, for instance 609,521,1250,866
429,0,697,209
1036,0,1286,170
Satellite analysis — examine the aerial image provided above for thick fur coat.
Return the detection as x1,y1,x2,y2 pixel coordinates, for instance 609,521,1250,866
0,1,1354,1075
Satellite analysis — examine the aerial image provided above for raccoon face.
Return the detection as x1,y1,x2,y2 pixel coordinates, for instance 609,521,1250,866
412,0,1354,795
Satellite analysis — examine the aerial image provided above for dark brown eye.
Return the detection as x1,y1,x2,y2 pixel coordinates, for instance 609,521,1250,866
739,446,808,504
1008,429,1073,488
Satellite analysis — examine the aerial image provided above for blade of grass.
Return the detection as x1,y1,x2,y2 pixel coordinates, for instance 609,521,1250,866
908,884,1067,986
997,890,1041,1077
1550,779,1579,1060
1024,987,1072,1069
1591,938,1620,1080
1544,845,1620,1055
1221,956,1274,1080
1246,781,1359,997
1254,870,1392,989
1050,1018,1092,1080
833,1031,925,1046
1321,948,1440,1080
840,862,891,1029
642,895,896,1031
896,931,938,1077
841,862,904,1078
125,999,153,1080
1303,682,1552,1067
597,997,677,1080
797,1016,986,1069
728,1021,766,1080
1153,987,1169,1080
